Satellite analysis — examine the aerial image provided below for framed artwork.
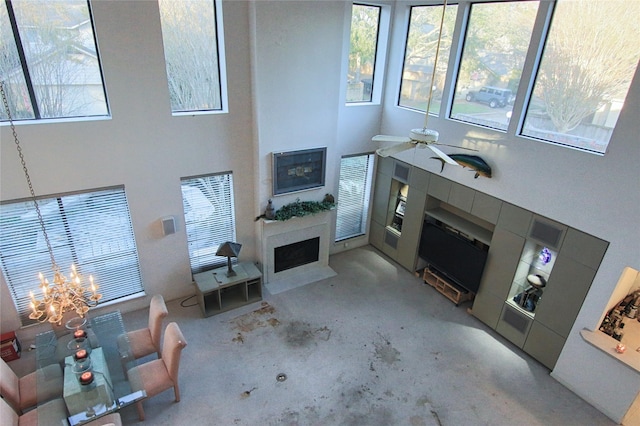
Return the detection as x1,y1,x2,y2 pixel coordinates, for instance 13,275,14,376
272,147,326,195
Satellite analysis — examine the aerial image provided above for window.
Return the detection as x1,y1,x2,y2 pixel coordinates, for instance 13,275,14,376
521,0,639,154
181,172,236,274
451,1,539,130
0,187,143,325
399,4,457,113
346,4,381,103
335,153,374,241
158,0,227,114
0,0,108,121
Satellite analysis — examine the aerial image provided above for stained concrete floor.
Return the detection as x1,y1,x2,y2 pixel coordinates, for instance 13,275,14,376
10,246,616,425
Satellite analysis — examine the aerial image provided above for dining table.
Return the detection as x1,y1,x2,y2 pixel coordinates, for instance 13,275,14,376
34,311,146,426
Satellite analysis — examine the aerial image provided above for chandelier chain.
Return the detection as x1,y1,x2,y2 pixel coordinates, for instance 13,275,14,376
422,0,447,132
0,81,58,272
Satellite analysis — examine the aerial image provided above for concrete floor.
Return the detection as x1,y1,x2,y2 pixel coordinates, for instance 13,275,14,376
10,246,616,425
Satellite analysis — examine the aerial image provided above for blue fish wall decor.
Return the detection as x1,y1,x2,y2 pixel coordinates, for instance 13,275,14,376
431,154,492,179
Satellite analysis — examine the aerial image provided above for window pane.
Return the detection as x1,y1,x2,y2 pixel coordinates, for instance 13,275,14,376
0,187,143,326
0,4,34,120
336,154,374,241
159,0,223,112
347,4,380,103
451,1,538,130
399,4,457,113
2,0,108,120
181,173,236,274
522,0,639,154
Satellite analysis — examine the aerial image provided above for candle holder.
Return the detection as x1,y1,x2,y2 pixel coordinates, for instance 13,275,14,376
79,371,94,385
73,329,87,339
65,316,87,331
72,359,95,389
67,337,92,356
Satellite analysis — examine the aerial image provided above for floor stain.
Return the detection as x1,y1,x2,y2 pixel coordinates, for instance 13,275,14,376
229,302,279,337
374,333,400,365
431,410,443,426
281,321,332,348
240,387,257,398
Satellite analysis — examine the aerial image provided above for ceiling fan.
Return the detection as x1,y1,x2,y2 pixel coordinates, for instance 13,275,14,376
373,0,474,165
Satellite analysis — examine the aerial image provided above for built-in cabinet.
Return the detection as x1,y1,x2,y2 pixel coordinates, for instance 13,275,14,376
370,157,430,271
475,206,608,369
370,159,609,370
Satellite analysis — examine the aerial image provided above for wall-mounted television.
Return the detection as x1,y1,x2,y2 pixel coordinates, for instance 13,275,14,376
272,147,326,195
419,221,488,294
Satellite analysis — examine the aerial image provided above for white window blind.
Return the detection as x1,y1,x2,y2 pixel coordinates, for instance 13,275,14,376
336,154,374,241
181,172,236,274
0,186,143,325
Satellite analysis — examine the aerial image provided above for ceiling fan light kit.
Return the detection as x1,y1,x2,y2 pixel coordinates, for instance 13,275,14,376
409,128,439,143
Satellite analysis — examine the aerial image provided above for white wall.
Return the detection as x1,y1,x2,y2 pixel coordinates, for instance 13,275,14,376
1,1,639,422
1,0,256,334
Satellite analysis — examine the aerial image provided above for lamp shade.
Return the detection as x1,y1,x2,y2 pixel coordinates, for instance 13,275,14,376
215,242,242,258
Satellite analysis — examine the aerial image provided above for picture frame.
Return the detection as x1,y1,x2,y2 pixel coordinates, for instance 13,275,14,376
272,147,327,195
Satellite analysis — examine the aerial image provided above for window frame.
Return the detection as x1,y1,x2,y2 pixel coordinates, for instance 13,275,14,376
398,2,459,116
0,0,110,123
516,0,636,155
344,1,391,106
0,186,144,326
158,0,228,116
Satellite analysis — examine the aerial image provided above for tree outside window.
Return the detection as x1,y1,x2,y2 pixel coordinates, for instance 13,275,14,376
0,0,108,121
158,0,224,113
347,4,380,103
522,0,640,154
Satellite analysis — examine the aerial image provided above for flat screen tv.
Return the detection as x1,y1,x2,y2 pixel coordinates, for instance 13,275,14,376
419,221,488,294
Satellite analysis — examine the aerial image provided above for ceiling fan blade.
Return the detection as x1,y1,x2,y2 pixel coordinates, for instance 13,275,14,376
434,142,479,152
427,145,458,165
372,135,412,144
376,141,416,157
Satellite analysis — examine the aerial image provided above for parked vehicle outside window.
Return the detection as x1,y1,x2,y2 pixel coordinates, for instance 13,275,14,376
465,86,514,108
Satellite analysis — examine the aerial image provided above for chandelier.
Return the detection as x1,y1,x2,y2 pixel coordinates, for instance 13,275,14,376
1,82,102,325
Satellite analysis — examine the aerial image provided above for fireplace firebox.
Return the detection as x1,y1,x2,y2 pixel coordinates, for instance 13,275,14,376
274,237,320,273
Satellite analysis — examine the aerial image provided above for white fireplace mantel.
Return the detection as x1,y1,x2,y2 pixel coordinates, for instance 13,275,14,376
259,211,336,294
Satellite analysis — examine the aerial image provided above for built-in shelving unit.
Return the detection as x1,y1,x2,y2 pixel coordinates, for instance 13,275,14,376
387,182,408,235
425,207,493,246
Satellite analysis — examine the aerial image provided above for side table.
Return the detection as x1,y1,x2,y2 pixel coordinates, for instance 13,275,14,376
193,262,262,317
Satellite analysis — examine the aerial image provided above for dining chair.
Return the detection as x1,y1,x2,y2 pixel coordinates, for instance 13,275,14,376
118,294,168,360
0,395,67,426
127,322,188,420
0,396,123,426
0,357,63,414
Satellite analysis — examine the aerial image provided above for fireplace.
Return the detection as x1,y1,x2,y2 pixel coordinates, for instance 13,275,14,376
259,210,336,294
275,237,320,273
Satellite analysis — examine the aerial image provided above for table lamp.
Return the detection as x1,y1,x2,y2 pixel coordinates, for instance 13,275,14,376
215,241,242,277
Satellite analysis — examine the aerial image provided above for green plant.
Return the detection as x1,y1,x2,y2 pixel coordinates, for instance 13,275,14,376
274,197,335,221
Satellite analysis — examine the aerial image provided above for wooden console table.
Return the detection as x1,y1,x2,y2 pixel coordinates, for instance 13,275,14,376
193,262,262,317
422,268,474,306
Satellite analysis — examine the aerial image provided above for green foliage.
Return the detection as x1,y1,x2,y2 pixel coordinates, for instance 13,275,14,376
274,198,335,221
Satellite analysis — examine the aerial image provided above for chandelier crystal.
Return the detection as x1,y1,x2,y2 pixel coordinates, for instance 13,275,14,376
1,81,102,325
